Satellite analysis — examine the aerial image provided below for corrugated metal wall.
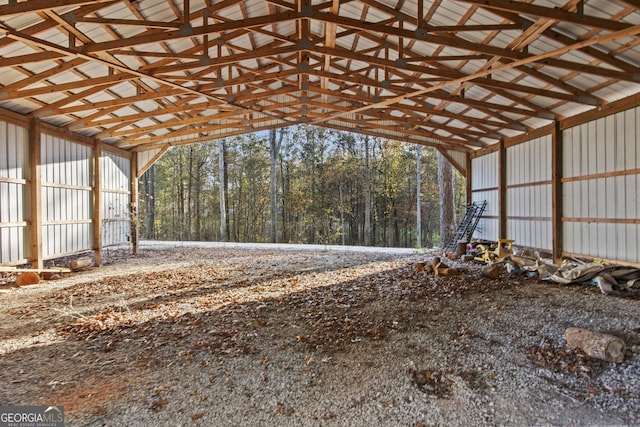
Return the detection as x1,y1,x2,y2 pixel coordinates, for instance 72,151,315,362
1,115,134,265
102,151,132,247
471,151,499,240
0,121,29,263
563,107,640,263
137,148,161,174
445,149,467,174
506,136,553,250
41,134,93,259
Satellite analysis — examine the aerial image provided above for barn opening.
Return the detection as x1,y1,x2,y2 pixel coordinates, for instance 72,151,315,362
0,1,638,264
1,1,640,425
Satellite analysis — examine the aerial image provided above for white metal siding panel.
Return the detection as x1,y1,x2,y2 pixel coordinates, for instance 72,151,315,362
506,135,552,250
102,152,131,247
137,148,161,175
562,106,640,263
471,152,498,241
41,134,92,259
0,120,29,263
445,149,467,175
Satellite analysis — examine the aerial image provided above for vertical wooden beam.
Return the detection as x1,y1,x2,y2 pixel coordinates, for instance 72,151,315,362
131,154,139,254
92,142,102,266
498,138,507,239
465,153,472,205
202,11,209,56
552,120,563,263
28,118,43,270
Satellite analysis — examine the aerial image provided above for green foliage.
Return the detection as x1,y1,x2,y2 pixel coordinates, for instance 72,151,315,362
138,126,466,248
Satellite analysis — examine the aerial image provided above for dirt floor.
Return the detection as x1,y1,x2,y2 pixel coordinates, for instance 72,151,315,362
1,243,639,426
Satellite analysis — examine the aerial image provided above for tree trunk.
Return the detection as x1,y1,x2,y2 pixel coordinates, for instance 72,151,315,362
269,129,283,243
187,146,193,240
339,182,345,245
305,126,317,244
194,158,204,241
364,136,372,246
416,145,422,248
223,141,230,237
145,164,155,239
218,139,228,241
280,157,288,242
176,151,184,240
438,151,455,248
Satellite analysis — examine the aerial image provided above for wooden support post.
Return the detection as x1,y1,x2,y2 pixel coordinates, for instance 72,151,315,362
131,153,139,254
28,118,43,270
465,153,472,205
552,120,563,264
498,138,507,239
92,142,102,266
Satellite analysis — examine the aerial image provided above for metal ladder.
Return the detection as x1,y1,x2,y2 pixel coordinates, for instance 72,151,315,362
444,200,487,253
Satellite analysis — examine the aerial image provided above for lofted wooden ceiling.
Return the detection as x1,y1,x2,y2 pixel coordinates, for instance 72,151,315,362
0,0,639,154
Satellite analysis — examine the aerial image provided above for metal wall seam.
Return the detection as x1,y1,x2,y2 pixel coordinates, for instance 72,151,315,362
506,135,552,251
41,133,93,259
0,120,28,263
101,151,132,247
562,106,640,263
471,151,499,241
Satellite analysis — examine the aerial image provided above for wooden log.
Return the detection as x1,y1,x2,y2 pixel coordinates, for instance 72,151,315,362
432,257,449,270
69,257,92,271
565,327,626,363
415,263,433,274
41,271,60,280
16,272,40,286
481,264,501,279
0,267,70,273
456,241,467,258
435,267,465,276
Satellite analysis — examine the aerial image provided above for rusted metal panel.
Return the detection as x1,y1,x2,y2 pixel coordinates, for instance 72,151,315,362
0,120,29,263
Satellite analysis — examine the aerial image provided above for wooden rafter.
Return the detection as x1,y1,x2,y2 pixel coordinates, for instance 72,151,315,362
0,0,116,17
0,0,638,153
459,0,632,32
310,22,640,125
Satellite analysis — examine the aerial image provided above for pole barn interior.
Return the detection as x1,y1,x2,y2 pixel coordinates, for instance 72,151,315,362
0,0,640,267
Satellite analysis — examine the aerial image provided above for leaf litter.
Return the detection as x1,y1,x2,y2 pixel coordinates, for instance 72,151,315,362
0,247,638,426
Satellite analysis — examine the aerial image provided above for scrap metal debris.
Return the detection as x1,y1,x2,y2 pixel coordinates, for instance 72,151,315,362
547,262,640,298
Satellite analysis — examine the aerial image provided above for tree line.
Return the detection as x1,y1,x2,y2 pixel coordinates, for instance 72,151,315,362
138,126,466,248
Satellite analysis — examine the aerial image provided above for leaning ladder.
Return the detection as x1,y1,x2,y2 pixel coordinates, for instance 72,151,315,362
443,200,487,253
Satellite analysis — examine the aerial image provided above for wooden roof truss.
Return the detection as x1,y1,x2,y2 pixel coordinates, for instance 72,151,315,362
0,0,639,153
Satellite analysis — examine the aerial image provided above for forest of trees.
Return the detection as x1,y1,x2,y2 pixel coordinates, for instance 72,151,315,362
138,126,466,248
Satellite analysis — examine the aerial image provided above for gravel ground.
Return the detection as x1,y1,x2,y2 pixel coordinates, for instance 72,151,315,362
0,244,639,426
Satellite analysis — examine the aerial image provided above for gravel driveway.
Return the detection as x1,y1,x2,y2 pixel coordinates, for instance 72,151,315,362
1,244,638,426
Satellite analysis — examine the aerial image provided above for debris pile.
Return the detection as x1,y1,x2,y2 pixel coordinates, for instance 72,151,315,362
441,237,640,299
415,257,467,276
